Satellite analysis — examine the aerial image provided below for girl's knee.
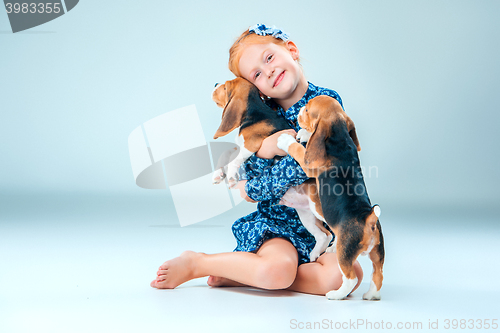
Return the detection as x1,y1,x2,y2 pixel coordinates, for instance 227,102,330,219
256,256,297,290
254,238,299,289
319,267,342,294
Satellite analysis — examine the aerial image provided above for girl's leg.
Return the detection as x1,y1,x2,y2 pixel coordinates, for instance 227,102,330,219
151,238,299,290
287,252,363,295
209,253,363,296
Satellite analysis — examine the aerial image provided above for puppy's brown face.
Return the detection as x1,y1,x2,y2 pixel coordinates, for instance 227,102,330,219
212,78,252,139
297,95,340,133
212,82,230,108
298,95,361,152
297,104,315,133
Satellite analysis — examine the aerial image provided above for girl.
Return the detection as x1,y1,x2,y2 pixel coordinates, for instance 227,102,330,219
151,24,363,296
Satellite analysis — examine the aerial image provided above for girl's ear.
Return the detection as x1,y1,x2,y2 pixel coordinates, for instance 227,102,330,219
286,41,300,61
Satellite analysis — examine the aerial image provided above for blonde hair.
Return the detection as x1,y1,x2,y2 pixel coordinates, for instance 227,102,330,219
228,29,299,77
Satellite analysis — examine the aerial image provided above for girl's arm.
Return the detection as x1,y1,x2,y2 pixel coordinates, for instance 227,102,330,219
255,129,296,159
238,129,309,204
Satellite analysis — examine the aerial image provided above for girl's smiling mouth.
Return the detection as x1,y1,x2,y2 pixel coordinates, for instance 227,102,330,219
273,71,285,88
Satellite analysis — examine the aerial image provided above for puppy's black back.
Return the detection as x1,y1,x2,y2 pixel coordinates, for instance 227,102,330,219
317,119,372,227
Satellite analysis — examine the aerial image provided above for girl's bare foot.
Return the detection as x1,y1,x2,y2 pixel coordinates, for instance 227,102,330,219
151,251,201,289
207,275,247,288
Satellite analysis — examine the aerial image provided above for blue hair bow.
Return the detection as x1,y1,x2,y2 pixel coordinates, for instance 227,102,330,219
248,24,289,41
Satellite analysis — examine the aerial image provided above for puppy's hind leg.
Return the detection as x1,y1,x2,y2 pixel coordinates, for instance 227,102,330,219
326,232,360,300
363,224,384,301
325,236,337,253
326,262,358,300
294,208,329,262
212,148,237,184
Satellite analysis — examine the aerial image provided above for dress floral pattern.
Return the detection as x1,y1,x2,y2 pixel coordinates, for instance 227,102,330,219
232,82,344,265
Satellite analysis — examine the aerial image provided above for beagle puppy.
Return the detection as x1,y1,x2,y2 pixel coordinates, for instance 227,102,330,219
212,77,292,188
212,77,333,262
277,95,385,301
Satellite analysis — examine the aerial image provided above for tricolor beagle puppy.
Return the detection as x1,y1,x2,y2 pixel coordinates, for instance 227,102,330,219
211,77,294,187
277,95,385,301
212,77,333,262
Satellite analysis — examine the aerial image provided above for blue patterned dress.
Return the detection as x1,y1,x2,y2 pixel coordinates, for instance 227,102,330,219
232,82,344,265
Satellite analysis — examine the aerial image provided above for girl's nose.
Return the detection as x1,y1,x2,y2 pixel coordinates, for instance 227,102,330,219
265,68,275,78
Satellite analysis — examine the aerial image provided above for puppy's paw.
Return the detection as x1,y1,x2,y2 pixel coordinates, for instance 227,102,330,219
362,281,381,301
227,176,239,189
325,245,336,253
325,236,337,253
309,248,322,262
277,134,296,153
212,169,226,184
362,291,381,301
326,277,357,300
296,129,312,144
326,290,349,300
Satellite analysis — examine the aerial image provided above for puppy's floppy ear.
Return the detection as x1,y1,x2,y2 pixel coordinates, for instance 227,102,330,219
345,115,361,152
213,85,247,139
304,119,330,170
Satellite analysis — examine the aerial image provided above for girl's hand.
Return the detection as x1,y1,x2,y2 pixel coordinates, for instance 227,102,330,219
256,129,297,159
236,180,257,203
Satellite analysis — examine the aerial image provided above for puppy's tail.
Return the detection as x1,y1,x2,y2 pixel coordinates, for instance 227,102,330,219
366,205,381,232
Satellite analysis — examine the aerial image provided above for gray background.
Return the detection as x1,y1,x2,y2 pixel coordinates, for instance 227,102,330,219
1,0,499,210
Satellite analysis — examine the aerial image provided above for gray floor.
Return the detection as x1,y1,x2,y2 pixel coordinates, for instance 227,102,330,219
1,193,499,333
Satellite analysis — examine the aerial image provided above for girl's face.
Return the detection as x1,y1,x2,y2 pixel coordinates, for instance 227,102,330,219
238,42,304,102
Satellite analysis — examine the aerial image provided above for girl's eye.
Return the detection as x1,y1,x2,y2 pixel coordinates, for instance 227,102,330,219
266,54,273,62
254,72,261,80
